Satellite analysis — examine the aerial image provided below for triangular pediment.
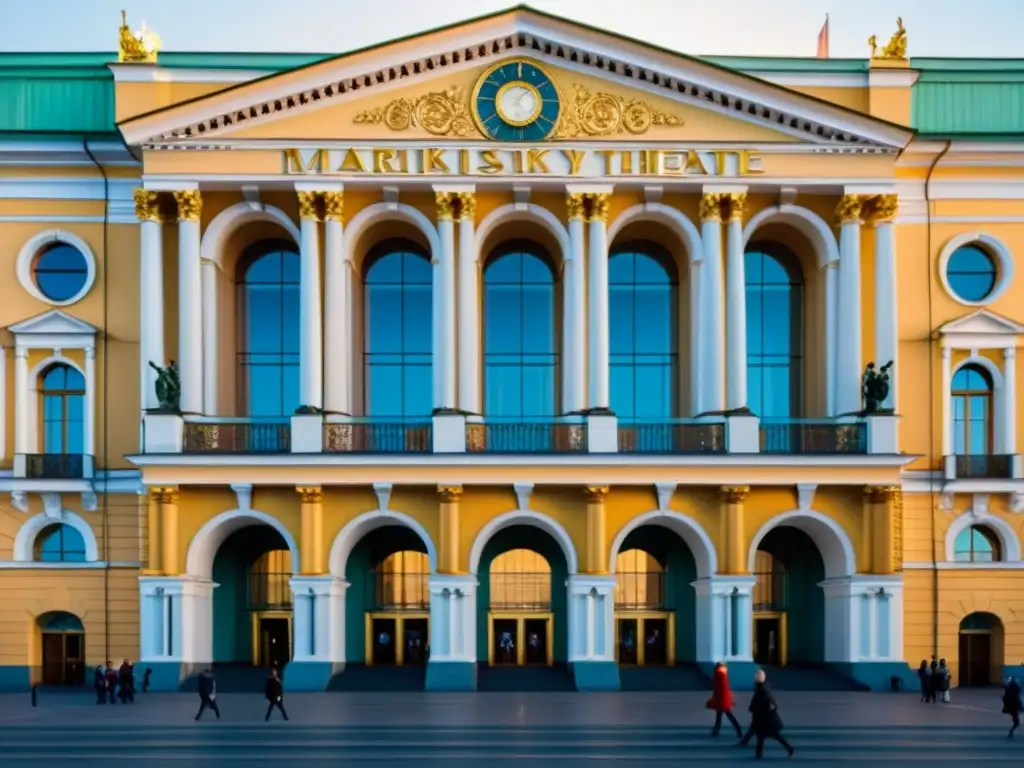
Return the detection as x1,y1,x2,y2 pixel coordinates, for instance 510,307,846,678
8,309,97,338
939,309,1024,337
119,6,911,151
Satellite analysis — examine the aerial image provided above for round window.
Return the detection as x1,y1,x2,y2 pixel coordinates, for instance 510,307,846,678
33,244,89,303
946,245,997,303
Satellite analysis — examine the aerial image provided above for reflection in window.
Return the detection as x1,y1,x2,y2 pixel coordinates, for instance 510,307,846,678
952,364,993,456
609,244,678,419
237,242,300,417
745,245,803,418
614,548,665,609
947,245,997,303
35,524,87,563
41,364,85,454
364,240,433,417
490,548,551,609
484,243,559,418
249,549,293,609
954,525,1001,563
753,550,786,611
34,243,89,302
374,550,430,609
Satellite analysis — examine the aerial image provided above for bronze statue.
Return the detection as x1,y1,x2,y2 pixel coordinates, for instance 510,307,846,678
149,361,181,412
862,361,894,413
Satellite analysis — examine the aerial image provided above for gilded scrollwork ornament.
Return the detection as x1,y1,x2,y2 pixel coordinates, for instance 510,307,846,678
134,188,161,222
865,194,898,223
869,17,908,60
297,190,321,221
698,193,723,222
354,86,477,137
566,193,586,221
555,84,682,138
322,191,344,222
457,192,477,221
435,191,455,221
173,190,202,222
835,194,865,224
723,193,747,223
586,193,610,223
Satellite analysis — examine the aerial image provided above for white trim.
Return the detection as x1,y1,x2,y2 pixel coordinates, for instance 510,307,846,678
938,233,1015,307
607,202,702,263
607,509,717,579
0,177,137,202
468,509,579,575
343,201,441,266
328,508,438,577
944,508,1022,563
476,203,571,262
108,65,274,84
755,73,869,88
0,560,110,570
15,230,97,307
12,509,100,563
185,508,300,580
200,201,301,271
868,69,920,88
747,509,856,580
903,560,1024,571
742,204,840,267
0,216,111,224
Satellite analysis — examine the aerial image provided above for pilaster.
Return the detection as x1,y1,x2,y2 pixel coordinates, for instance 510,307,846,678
297,189,324,411
586,192,611,411
456,190,480,414
865,485,900,575
437,485,463,574
720,486,749,574
426,574,478,690
583,486,608,574
567,574,619,690
296,485,325,574
152,486,179,576
322,189,348,414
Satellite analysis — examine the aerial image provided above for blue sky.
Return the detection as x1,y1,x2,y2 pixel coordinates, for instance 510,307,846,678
0,0,1019,57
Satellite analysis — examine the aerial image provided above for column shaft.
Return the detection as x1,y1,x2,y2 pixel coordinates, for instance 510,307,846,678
156,487,180,576
867,486,899,575
723,194,748,411
584,487,608,574
144,492,162,574
823,262,838,416
136,191,165,412
298,191,323,410
941,347,952,456
587,194,611,411
1006,347,1017,454
323,192,348,413
434,193,457,410
174,191,204,415
871,196,899,410
13,347,27,454
456,192,480,414
297,486,325,574
836,195,864,415
720,486,748,574
699,194,725,413
438,486,462,574
565,194,587,412
200,260,219,414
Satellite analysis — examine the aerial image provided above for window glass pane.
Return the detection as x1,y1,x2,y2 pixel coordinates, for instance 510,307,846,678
34,244,89,302
946,245,997,303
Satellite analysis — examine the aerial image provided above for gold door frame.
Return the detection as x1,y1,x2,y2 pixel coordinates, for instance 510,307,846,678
251,610,293,667
487,611,554,666
614,611,676,666
365,611,430,667
752,610,787,667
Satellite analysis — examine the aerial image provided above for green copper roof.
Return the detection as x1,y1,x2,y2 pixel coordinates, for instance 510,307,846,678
913,61,1024,136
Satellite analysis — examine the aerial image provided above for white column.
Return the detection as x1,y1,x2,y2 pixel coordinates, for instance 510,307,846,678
14,346,28,455
456,191,480,414
1005,346,1017,454
323,191,348,414
688,260,703,415
941,345,953,456
872,195,899,411
567,575,615,662
699,193,725,414
587,193,611,411
174,190,204,415
84,345,96,458
692,575,756,663
290,575,347,662
836,194,864,415
723,193,748,411
823,262,838,416
565,193,587,413
427,575,478,663
434,191,457,411
297,190,323,411
200,259,219,415
137,192,165,412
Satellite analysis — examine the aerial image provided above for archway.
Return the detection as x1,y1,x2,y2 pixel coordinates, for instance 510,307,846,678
958,612,1004,687
37,611,85,686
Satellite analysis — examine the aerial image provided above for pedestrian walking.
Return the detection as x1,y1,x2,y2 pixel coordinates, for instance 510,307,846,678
93,664,107,705
264,667,289,722
104,661,118,704
749,669,794,760
707,662,743,738
194,668,220,721
1002,676,1022,738
917,660,930,702
118,659,135,704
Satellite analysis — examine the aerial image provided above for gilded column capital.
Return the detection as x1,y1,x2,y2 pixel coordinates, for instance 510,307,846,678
435,191,455,221
296,485,323,504
721,485,750,504
173,190,202,222
134,188,162,222
297,190,321,221
322,191,344,223
835,194,866,224
699,192,723,222
150,485,178,504
457,191,477,222
584,485,610,503
438,484,463,502
585,193,610,223
566,192,586,221
723,192,747,223
865,193,898,224
865,485,901,503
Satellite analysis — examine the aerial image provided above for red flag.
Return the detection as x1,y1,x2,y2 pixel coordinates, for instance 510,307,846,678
817,15,830,58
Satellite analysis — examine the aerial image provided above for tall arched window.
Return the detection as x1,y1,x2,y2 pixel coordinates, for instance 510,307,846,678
237,241,300,416
363,239,433,417
609,243,678,419
483,242,558,418
35,524,87,563
41,364,84,454
952,364,993,455
745,245,804,418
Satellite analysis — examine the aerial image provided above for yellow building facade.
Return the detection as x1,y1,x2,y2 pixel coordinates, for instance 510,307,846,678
1,8,1022,691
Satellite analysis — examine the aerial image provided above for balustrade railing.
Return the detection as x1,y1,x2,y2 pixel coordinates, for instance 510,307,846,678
466,421,586,453
20,453,88,479
759,419,867,455
370,572,430,611
183,419,290,453
617,420,726,454
489,572,552,610
323,420,432,453
954,454,1013,479
248,571,292,610
614,571,666,610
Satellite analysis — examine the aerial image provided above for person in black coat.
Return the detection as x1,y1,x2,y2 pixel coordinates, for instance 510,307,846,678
194,668,220,721
917,660,930,702
749,669,794,759
118,659,135,704
264,668,289,722
1003,676,1023,738
93,665,107,704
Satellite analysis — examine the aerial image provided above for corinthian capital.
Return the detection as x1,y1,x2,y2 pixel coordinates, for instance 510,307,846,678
134,188,162,222
699,193,723,222
322,191,344,223
865,194,898,224
297,190,321,221
173,190,202,222
835,194,865,224
435,191,455,221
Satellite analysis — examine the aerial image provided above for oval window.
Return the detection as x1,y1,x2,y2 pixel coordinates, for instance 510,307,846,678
33,243,89,303
946,245,997,303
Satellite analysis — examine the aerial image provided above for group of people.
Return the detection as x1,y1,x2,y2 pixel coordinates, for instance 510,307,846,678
94,659,137,704
194,665,289,723
917,658,952,703
706,663,795,760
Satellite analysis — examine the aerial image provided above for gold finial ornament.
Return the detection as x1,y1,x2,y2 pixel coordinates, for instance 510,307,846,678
438,485,463,502
835,194,864,224
435,191,455,221
699,193,723,222
586,193,610,223
173,190,202,222
566,193,586,221
870,17,908,60
297,190,321,221
133,188,161,222
721,486,750,504
724,193,747,223
457,192,477,221
865,194,899,224
322,191,344,223
118,10,161,64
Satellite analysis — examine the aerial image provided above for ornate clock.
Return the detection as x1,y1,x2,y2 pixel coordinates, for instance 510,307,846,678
472,59,561,141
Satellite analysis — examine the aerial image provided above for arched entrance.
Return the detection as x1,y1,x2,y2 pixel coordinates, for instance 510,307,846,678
959,612,1004,687
38,611,85,686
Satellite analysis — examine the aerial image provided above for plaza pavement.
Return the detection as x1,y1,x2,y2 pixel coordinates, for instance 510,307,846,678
0,689,1019,765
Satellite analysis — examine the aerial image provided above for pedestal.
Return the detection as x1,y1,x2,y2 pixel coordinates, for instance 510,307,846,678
693,575,757,687
425,574,477,690
725,414,760,453
142,413,184,453
567,575,619,691
586,414,618,453
290,414,324,453
288,576,347,691
138,576,215,691
432,412,467,453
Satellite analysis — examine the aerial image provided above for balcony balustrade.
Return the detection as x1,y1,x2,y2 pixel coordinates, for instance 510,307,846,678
617,420,725,454
465,421,587,453
945,454,1017,481
759,419,868,455
14,453,93,480
182,418,290,454
323,420,431,454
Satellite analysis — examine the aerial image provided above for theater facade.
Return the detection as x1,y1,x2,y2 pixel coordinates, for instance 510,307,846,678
1,7,1022,692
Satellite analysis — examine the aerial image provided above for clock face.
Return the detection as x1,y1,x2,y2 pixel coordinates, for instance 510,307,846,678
473,60,561,141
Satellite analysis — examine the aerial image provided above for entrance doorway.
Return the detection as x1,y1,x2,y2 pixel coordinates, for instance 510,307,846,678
615,615,675,666
753,614,786,666
254,614,291,668
958,612,1003,687
38,612,85,686
488,613,552,666
366,613,430,666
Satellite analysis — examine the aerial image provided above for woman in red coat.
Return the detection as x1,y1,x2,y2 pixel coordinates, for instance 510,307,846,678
707,662,743,737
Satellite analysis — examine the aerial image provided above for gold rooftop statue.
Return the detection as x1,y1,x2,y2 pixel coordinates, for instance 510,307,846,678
118,10,161,64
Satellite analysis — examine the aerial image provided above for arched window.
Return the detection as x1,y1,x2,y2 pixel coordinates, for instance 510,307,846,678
250,549,292,609
374,551,429,609
614,548,665,609
952,364,993,456
363,240,432,417
483,242,559,418
41,364,85,454
489,548,551,609
753,550,786,611
745,245,803,418
954,524,1001,563
237,241,300,416
609,243,678,419
35,524,87,563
